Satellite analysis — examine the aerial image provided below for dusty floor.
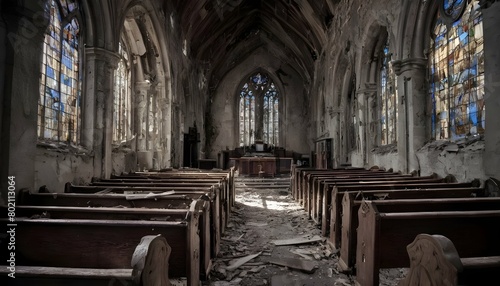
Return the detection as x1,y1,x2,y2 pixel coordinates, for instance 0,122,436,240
204,175,407,286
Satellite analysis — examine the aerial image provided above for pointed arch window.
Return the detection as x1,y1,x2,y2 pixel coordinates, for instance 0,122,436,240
113,42,132,143
429,0,484,140
38,0,81,143
380,42,398,145
239,72,279,146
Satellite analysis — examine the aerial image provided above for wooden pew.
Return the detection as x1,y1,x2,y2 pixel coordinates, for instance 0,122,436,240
323,181,477,243
0,234,171,286
354,200,500,286
19,191,221,262
86,177,230,232
2,200,205,285
12,203,213,280
120,167,236,208
399,234,500,286
64,183,226,238
339,188,486,271
295,168,388,206
306,172,410,217
309,174,437,224
0,218,178,286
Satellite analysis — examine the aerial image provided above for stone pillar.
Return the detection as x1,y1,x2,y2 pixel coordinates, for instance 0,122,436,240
135,81,151,152
159,94,170,168
482,2,500,179
84,48,119,179
393,58,428,173
1,2,47,199
357,84,377,167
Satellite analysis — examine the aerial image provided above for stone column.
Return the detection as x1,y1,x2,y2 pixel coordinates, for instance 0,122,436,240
159,94,170,168
135,81,151,152
84,47,119,179
393,58,428,173
1,2,47,199
481,2,500,179
357,84,377,167
135,81,155,170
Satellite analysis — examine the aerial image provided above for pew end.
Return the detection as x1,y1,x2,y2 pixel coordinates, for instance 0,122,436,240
399,233,500,286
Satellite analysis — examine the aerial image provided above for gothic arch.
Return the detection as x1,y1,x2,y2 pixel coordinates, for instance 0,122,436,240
398,0,439,60
234,68,284,146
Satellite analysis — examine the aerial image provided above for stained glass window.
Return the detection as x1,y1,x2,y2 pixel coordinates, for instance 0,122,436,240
239,72,279,146
38,0,80,143
380,42,398,145
113,42,132,143
263,83,279,145
429,0,484,140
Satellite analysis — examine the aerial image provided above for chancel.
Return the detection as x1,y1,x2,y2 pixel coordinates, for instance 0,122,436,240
1,0,500,285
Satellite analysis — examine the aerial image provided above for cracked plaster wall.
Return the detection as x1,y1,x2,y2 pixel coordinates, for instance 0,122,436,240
35,148,94,192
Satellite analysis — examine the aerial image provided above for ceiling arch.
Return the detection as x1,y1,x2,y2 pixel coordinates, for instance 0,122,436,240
175,0,333,83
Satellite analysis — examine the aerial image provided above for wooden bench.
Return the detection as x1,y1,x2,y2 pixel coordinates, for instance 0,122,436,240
399,233,500,286
2,200,204,286
323,181,477,242
12,202,213,280
119,168,236,208
84,178,230,232
306,172,412,217
295,168,391,206
64,183,226,239
291,167,375,202
0,222,172,286
309,174,438,224
355,200,500,286
19,190,219,270
339,189,486,271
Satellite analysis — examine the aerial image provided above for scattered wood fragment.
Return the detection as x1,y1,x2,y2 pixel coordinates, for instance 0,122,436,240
246,222,268,227
290,249,313,260
271,235,324,246
226,252,262,271
268,257,318,274
126,191,175,200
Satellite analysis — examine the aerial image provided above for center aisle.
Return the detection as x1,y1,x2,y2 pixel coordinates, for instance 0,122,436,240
205,175,356,286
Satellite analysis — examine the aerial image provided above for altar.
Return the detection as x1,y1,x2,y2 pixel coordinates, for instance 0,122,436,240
231,155,293,177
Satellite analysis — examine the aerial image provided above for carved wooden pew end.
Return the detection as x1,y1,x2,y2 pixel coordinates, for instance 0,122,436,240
399,233,462,286
132,235,172,286
399,233,500,286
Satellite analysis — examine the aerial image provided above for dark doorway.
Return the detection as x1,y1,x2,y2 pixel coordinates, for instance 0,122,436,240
183,124,200,167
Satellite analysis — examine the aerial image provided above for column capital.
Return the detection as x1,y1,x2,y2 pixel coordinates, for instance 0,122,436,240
135,81,152,91
85,47,120,68
357,83,377,98
391,58,427,76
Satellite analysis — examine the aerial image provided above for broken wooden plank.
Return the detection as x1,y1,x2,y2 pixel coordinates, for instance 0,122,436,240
268,257,318,274
226,252,262,271
271,235,324,246
126,191,176,200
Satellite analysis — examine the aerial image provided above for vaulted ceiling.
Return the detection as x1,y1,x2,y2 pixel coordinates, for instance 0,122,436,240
174,0,334,83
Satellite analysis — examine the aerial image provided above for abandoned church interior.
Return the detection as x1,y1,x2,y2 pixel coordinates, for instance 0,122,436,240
1,0,500,285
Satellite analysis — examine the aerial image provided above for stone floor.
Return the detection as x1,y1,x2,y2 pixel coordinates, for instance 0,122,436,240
203,175,407,286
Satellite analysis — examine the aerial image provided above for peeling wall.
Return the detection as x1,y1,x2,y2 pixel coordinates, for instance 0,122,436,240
112,149,137,175
416,141,487,182
35,148,94,192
